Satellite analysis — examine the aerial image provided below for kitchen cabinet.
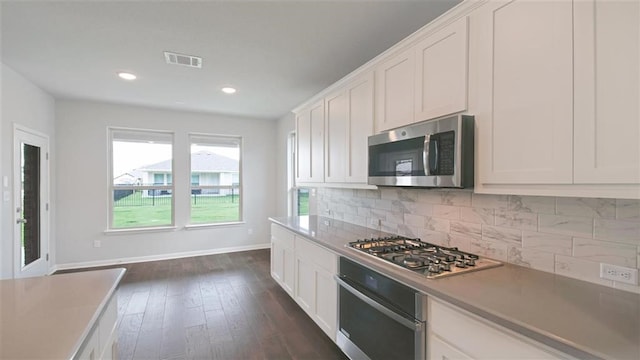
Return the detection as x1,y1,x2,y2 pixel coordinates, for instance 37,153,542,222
294,235,338,341
0,269,124,360
296,100,325,183
471,0,574,185
376,17,470,133
375,47,416,132
270,224,338,342
574,0,640,184
78,295,118,360
325,72,374,184
296,72,374,187
270,223,295,296
414,17,469,123
472,0,640,198
429,299,566,360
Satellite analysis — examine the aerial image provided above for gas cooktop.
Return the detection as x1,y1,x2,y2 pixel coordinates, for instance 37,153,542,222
347,236,501,279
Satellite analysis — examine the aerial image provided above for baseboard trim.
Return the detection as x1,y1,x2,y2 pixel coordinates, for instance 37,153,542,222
51,243,270,273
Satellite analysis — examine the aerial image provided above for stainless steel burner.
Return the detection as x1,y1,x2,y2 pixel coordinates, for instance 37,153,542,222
347,236,501,279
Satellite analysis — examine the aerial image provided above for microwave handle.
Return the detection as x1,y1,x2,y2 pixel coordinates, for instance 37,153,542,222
423,135,431,175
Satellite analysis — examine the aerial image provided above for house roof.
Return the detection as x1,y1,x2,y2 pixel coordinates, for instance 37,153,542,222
138,150,238,173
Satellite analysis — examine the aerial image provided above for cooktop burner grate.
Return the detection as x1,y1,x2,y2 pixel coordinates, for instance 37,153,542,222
347,236,501,279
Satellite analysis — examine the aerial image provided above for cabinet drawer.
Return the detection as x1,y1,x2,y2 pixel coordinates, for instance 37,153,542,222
271,224,295,249
295,236,337,274
430,299,565,359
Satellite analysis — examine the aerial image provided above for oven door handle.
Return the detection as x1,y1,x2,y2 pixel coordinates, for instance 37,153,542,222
335,276,423,331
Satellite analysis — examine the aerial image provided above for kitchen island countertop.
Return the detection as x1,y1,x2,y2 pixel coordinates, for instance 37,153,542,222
270,215,640,360
0,268,125,359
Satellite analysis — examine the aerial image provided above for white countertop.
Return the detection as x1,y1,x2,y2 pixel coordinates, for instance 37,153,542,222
0,268,125,360
271,215,640,360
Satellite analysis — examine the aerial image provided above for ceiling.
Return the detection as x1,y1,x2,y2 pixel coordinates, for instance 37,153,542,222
1,0,461,120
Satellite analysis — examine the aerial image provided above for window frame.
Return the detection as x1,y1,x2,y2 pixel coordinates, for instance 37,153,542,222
107,127,175,231
188,132,243,226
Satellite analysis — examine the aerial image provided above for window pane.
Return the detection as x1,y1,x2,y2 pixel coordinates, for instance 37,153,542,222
111,129,173,228
112,190,173,228
190,134,241,224
297,188,310,216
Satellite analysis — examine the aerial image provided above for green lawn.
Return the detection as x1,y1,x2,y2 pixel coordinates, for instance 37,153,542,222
298,191,309,215
113,191,240,228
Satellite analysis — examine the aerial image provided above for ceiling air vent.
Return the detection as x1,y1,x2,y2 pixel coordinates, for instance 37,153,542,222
164,51,202,68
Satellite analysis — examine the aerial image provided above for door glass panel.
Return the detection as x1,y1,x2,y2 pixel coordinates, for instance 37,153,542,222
21,143,41,267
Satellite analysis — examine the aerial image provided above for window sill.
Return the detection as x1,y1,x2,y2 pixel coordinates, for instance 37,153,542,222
104,226,178,235
184,221,245,230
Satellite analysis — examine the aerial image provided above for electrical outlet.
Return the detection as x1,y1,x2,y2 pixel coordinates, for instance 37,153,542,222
368,218,381,228
600,263,638,285
93,240,101,248
247,228,253,235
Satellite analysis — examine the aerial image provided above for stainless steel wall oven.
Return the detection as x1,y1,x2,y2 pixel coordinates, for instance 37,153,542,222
336,257,427,360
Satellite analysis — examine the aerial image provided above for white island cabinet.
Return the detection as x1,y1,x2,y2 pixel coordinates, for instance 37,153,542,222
270,223,338,342
0,268,125,360
429,299,570,360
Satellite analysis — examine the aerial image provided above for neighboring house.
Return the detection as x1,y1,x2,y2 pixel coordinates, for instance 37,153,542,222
119,150,239,196
113,172,142,186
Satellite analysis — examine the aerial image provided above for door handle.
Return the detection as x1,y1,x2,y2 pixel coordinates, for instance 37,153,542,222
423,135,431,176
16,218,27,224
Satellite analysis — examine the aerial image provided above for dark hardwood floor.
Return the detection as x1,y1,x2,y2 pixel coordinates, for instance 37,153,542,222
61,250,347,360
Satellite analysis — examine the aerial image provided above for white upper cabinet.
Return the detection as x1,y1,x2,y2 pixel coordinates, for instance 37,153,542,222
376,17,470,133
471,0,574,185
415,17,469,122
345,72,374,183
574,0,640,184
298,72,374,187
375,47,415,132
325,89,348,183
296,100,324,183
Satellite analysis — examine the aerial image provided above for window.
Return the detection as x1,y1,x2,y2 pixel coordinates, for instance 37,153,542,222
109,129,173,229
297,188,310,216
288,131,310,216
189,134,242,224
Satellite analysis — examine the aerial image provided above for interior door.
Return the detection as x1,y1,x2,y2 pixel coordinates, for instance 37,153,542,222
14,126,50,278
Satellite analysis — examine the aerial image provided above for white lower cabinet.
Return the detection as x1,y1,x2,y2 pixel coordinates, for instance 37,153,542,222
77,295,119,360
270,224,295,296
270,224,338,342
430,334,474,360
428,299,567,360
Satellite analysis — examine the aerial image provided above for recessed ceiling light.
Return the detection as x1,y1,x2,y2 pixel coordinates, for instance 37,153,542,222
117,72,137,81
221,87,236,94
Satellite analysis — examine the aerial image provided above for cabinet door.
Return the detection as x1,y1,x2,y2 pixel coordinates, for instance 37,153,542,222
415,17,469,122
325,90,347,183
295,256,314,313
574,0,640,184
375,47,416,131
295,109,312,183
472,0,573,184
430,335,474,360
271,224,295,296
430,299,564,359
296,101,325,183
345,72,374,183
314,266,337,341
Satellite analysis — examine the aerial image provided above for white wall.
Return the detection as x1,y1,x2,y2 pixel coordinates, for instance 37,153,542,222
1,63,56,278
55,100,277,268
275,112,295,217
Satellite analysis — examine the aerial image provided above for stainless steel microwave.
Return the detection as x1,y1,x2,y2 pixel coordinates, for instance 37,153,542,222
368,114,474,188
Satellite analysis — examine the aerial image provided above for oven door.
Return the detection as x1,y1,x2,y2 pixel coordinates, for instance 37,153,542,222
335,276,426,360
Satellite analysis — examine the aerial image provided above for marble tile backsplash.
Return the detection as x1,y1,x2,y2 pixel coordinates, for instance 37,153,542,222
315,188,640,294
